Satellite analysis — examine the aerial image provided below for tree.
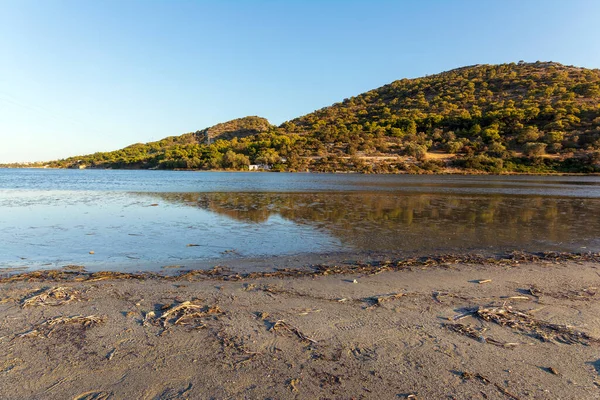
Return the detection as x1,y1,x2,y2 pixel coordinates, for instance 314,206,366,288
445,140,463,154
254,148,280,165
523,142,547,157
404,143,427,161
220,151,247,169
481,124,501,142
517,126,541,144
544,131,564,144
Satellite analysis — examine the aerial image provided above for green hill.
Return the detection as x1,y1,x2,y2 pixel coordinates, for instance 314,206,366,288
49,116,275,170
48,62,600,173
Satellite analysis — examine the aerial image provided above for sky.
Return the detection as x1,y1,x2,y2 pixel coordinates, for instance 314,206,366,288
1,0,599,163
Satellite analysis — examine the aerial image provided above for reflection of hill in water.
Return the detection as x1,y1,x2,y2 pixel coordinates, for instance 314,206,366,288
144,192,600,253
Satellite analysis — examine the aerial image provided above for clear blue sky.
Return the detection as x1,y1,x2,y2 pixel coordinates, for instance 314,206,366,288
1,0,599,162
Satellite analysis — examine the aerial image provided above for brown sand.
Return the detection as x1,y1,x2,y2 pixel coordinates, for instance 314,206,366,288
1,260,600,399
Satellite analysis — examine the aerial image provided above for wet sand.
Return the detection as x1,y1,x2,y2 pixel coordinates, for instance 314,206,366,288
1,257,600,399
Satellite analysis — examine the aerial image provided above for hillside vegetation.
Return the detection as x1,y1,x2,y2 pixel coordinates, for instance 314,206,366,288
44,62,600,173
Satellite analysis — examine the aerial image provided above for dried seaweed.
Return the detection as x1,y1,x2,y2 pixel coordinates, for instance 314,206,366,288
42,315,104,328
448,302,599,346
476,306,599,345
155,301,223,329
20,315,105,338
175,266,234,281
2,251,599,283
444,323,520,348
21,286,80,307
86,271,148,282
0,269,150,283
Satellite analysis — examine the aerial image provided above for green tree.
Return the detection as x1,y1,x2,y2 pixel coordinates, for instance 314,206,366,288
404,143,428,161
523,142,547,157
254,148,280,165
222,150,250,169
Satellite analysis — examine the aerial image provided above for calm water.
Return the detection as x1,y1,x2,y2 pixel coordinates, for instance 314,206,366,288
1,169,600,272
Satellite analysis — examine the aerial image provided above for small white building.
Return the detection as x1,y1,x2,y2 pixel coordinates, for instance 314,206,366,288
249,164,271,171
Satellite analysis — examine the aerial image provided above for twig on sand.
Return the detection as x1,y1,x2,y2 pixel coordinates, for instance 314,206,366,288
500,296,531,301
268,319,317,344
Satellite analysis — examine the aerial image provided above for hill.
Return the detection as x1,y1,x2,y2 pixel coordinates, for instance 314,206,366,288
198,116,273,143
46,62,600,173
48,116,274,169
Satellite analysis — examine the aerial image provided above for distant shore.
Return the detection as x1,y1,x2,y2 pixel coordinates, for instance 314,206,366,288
1,165,599,176
1,252,599,398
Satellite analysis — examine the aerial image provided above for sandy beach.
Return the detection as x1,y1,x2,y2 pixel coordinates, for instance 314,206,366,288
1,254,600,399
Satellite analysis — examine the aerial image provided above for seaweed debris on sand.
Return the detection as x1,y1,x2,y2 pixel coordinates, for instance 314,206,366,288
0,254,599,398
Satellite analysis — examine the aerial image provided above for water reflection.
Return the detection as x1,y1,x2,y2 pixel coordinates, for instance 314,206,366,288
3,170,600,272
146,191,600,254
0,190,344,271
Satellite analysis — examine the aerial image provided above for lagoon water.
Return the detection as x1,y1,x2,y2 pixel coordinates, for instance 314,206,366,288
1,168,600,272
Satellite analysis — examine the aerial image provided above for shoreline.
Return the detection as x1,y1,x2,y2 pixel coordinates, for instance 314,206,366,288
3,251,599,282
2,166,600,176
1,252,600,398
